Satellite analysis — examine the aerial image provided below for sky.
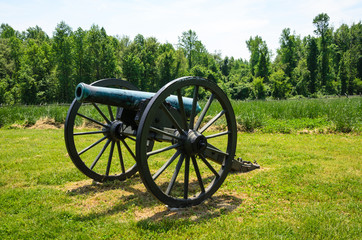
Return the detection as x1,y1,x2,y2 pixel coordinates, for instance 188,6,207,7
1,0,361,59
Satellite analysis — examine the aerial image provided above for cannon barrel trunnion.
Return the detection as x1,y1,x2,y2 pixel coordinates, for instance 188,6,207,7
64,77,259,208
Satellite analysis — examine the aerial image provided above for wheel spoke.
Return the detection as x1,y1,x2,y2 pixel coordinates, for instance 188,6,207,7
184,156,190,199
189,85,199,130
77,113,108,128
105,141,115,176
205,131,230,139
176,89,188,130
161,104,185,135
150,126,182,140
147,143,180,157
90,139,111,170
199,154,220,178
195,93,214,131
92,103,111,124
78,135,108,155
191,155,205,193
152,150,181,180
116,141,126,174
108,105,114,121
120,139,136,160
116,107,123,120
126,136,136,141
199,110,225,134
74,130,106,136
165,154,185,195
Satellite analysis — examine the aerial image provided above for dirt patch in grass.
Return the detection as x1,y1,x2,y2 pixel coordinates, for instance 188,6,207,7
29,117,62,129
60,179,154,213
134,191,246,223
60,178,246,222
19,117,101,130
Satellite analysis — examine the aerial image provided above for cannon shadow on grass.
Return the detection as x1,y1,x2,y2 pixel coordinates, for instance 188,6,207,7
65,175,243,223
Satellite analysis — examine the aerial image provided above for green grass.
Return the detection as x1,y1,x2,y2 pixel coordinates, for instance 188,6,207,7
0,104,69,128
0,129,360,239
1,97,361,133
230,97,362,133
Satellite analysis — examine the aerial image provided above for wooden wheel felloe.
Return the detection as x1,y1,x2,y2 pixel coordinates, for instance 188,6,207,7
64,78,140,182
136,77,237,208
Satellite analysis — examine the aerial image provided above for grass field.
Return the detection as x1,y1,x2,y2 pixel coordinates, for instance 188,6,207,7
1,97,361,133
0,129,360,239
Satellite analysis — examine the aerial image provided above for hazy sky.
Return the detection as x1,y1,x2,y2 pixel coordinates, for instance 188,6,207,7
1,0,361,59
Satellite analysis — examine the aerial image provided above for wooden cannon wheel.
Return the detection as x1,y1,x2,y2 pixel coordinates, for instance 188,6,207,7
136,77,237,208
64,78,141,182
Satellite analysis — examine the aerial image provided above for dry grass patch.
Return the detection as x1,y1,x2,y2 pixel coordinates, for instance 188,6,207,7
29,117,62,129
58,178,247,222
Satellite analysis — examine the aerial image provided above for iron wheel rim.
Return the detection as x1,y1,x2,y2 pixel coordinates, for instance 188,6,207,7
64,78,140,182
136,77,237,207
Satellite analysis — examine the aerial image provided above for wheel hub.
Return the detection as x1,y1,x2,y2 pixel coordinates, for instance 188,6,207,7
107,120,125,141
182,130,207,155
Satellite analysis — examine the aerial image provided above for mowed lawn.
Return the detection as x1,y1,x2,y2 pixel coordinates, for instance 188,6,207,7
0,129,360,239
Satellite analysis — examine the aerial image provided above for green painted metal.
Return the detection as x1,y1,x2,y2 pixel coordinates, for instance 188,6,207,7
75,83,201,115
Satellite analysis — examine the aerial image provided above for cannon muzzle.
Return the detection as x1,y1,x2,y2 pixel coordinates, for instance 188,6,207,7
75,83,201,115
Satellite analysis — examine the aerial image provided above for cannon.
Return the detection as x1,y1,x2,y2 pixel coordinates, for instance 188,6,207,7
65,77,259,208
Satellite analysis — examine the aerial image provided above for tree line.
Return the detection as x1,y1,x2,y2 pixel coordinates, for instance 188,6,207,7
0,13,361,105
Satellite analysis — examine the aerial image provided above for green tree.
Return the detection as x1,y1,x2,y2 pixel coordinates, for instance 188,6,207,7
338,53,348,95
157,44,176,87
1,17,361,104
223,73,251,100
100,35,118,78
306,36,318,94
121,53,145,88
333,24,350,71
250,77,266,100
255,48,270,81
0,25,22,78
72,27,91,85
0,24,17,38
277,28,300,80
122,35,160,91
85,25,118,80
270,69,291,99
333,22,362,95
351,23,362,80
313,13,332,89
53,21,73,102
0,38,14,79
173,49,188,78
18,69,37,104
292,59,310,96
344,49,359,95
221,56,230,76
140,37,159,91
18,38,54,103
85,25,118,81
246,36,270,81
25,26,49,42
246,36,263,76
0,38,15,104
8,36,22,78
178,30,199,69
0,29,23,104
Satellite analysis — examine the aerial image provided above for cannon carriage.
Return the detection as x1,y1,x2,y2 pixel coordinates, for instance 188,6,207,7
65,77,258,208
